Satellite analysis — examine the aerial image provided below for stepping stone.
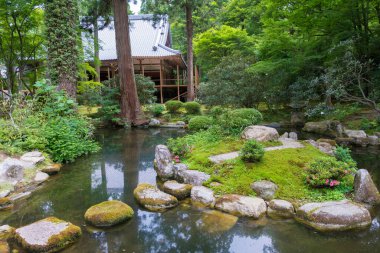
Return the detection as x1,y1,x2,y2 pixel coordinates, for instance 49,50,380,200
196,210,238,233
296,200,372,232
134,183,178,212
267,199,295,219
176,169,210,186
162,180,192,200
85,200,134,227
14,217,81,252
191,186,215,207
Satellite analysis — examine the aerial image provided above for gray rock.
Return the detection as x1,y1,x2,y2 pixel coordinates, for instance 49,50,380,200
14,217,81,252
242,126,280,142
162,180,192,200
215,194,267,219
176,169,210,186
267,199,295,218
368,135,379,146
0,224,15,240
280,132,289,139
345,130,367,139
154,145,175,180
149,118,161,127
9,191,31,201
289,132,298,141
308,140,335,155
176,121,186,126
133,183,178,211
20,151,45,164
291,111,305,127
354,169,380,205
173,163,188,180
34,172,49,184
191,186,215,207
196,210,238,234
0,190,10,198
0,158,26,182
296,200,372,232
375,132,380,138
251,180,278,201
41,163,61,175
303,120,343,137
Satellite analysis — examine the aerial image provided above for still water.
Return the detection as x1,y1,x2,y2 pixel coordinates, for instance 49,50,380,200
1,128,380,253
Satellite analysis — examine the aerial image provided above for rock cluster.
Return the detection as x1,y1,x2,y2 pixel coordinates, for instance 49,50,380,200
303,120,344,138
134,183,178,211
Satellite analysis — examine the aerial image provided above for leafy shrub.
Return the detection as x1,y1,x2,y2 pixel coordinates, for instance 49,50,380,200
306,157,356,188
96,86,122,125
360,118,379,131
148,104,165,117
188,116,213,131
218,108,263,134
165,100,183,113
208,106,229,119
135,74,156,104
184,101,201,114
240,140,265,162
334,146,356,167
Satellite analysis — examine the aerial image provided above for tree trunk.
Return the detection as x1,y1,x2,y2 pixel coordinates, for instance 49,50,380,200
112,0,142,125
94,19,101,83
185,3,195,101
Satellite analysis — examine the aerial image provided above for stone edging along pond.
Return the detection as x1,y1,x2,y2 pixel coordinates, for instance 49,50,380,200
149,135,380,233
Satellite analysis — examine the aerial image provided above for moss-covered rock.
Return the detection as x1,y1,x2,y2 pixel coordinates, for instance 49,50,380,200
162,180,192,200
0,197,13,211
0,240,9,253
134,183,178,212
215,194,266,219
14,217,81,253
0,225,15,241
84,200,134,227
41,164,62,175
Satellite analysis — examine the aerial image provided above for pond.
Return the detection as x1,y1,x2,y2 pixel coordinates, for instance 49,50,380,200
1,128,380,253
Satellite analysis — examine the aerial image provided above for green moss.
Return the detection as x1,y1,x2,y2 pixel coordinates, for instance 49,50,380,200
185,141,352,201
133,184,178,211
84,200,134,227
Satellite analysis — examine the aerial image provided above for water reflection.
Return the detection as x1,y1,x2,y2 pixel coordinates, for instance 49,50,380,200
1,128,379,253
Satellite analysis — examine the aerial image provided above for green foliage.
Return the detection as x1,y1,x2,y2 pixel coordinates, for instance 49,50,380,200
148,104,165,117
199,54,264,108
135,74,156,104
184,101,201,114
165,100,183,113
188,116,213,131
194,25,255,72
334,146,357,167
217,108,263,135
240,140,265,163
305,157,356,188
360,118,380,133
0,81,99,162
96,86,122,125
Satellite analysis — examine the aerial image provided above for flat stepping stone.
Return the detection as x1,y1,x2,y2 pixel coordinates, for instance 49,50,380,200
191,186,215,207
267,199,295,219
14,217,81,252
296,200,372,232
196,210,238,233
162,180,192,200
134,183,178,212
176,169,210,186
84,200,134,227
209,139,304,164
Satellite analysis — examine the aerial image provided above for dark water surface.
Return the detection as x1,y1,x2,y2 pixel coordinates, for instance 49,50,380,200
1,128,380,253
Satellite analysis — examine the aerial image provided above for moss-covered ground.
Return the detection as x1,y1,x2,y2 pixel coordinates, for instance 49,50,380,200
178,137,354,202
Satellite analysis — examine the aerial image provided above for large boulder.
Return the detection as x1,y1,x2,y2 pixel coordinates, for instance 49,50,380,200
149,118,161,127
20,151,45,165
291,112,305,127
368,135,379,146
84,200,134,227
133,183,178,212
191,186,215,207
344,130,367,139
176,169,210,186
162,180,192,200
308,140,335,155
354,169,380,205
41,164,62,175
303,120,343,138
14,217,82,252
251,180,278,201
241,126,279,142
34,171,49,184
0,158,26,182
215,194,267,219
154,145,175,180
196,210,238,233
267,199,295,219
296,200,372,232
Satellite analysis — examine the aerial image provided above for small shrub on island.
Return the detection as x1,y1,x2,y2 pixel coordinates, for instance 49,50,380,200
240,140,265,163
306,157,356,188
334,146,357,167
148,104,165,117
184,101,201,114
188,116,213,131
165,100,183,113
208,106,229,119
218,108,263,134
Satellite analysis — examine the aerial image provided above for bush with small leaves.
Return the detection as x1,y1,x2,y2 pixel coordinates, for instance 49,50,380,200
184,102,201,114
148,104,165,117
218,108,263,135
188,116,213,131
165,100,183,113
240,140,265,163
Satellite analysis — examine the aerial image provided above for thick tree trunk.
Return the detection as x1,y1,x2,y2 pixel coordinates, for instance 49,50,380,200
185,3,195,101
94,19,101,83
112,0,142,125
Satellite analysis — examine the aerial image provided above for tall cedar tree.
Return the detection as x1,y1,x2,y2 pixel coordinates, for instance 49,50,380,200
141,0,204,101
45,0,79,98
112,0,142,124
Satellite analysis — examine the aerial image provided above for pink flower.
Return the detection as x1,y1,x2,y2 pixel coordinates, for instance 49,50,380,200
330,181,334,187
325,179,329,184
